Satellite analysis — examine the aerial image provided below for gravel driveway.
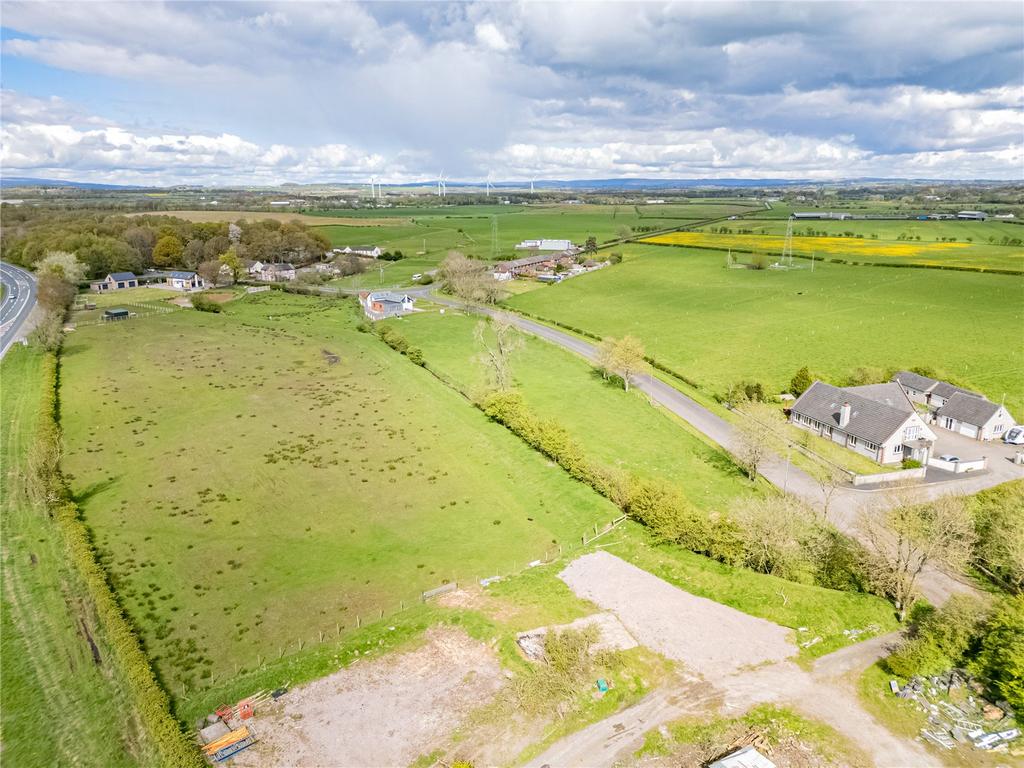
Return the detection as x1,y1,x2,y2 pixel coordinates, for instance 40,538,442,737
559,551,796,677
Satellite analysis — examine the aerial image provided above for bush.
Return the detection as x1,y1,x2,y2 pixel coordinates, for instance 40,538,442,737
417,274,434,285
406,347,425,366
901,458,923,469
378,251,403,261
970,479,1024,593
886,595,989,679
975,596,1024,711
609,252,623,264
790,366,812,396
190,294,223,313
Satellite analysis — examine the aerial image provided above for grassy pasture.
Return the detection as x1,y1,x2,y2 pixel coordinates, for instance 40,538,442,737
389,309,757,511
1,347,153,766
58,292,618,696
506,245,1024,415
125,210,403,226
313,201,760,269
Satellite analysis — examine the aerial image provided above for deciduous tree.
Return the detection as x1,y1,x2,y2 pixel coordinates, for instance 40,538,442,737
475,315,523,391
596,335,645,391
152,235,184,267
860,489,976,620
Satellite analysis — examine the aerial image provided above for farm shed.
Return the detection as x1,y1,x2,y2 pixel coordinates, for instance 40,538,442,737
103,308,130,322
336,245,382,258
957,211,988,220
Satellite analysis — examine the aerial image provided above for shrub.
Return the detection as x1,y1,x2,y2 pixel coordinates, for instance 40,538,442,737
901,458,923,469
417,274,434,285
378,251,403,261
406,347,425,366
975,595,1024,711
190,294,223,313
609,252,623,264
790,366,812,396
887,594,989,679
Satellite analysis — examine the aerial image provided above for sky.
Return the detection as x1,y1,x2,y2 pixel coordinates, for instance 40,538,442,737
1,1,1022,186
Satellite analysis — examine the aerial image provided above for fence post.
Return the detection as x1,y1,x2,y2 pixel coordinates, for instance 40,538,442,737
357,615,361,628
319,630,324,643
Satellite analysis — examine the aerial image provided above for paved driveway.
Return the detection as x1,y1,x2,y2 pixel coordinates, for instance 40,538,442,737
931,427,1024,485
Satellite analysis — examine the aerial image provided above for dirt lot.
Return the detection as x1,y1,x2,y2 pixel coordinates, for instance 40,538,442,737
560,552,796,676
233,627,502,768
535,552,934,768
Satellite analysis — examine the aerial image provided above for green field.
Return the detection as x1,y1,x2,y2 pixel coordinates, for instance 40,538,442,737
390,309,757,512
312,201,760,276
506,245,1024,415
58,292,618,696
1,347,153,766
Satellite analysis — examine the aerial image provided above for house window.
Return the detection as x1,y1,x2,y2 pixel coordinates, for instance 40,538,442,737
849,436,858,447
894,444,903,454
904,425,921,440
943,417,955,429
994,424,1004,434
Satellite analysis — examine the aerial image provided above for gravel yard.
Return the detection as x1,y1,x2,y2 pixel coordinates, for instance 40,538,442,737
559,552,797,677
233,627,502,768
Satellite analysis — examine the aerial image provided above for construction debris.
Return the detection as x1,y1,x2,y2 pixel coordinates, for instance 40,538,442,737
888,669,1020,752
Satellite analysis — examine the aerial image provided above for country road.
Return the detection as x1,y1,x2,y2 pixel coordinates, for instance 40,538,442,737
420,290,1002,606
0,262,38,358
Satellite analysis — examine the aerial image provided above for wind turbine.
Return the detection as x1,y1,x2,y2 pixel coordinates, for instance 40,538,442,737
486,172,493,197
437,171,448,198
369,176,376,199
530,178,535,194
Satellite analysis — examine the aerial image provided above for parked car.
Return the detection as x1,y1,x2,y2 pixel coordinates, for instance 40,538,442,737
411,273,423,281
1003,427,1024,445
938,454,960,463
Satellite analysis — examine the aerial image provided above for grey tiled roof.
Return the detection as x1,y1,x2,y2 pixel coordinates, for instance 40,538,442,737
846,383,914,412
891,371,937,392
790,380,912,444
108,272,137,282
935,392,1002,426
931,381,982,400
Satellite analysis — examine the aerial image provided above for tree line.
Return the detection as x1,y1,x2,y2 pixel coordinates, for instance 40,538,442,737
1,208,330,280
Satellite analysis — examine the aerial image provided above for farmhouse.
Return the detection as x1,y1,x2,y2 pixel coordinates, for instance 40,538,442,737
514,238,575,251
494,250,577,279
167,271,205,291
957,211,988,220
789,380,936,465
247,260,266,276
891,371,982,409
90,272,139,292
336,246,382,258
358,291,414,320
258,263,297,282
935,393,1015,441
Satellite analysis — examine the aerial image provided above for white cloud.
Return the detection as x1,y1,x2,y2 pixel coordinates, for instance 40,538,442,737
0,1,1021,182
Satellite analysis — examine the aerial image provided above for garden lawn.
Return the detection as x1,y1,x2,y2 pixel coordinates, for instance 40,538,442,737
390,310,757,512
506,246,1024,416
58,291,618,696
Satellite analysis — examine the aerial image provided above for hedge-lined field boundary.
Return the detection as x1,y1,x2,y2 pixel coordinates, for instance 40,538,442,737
35,354,206,768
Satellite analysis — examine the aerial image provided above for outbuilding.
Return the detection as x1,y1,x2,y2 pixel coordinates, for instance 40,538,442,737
103,308,131,322
957,211,988,220
934,393,1015,441
167,271,205,291
91,272,139,292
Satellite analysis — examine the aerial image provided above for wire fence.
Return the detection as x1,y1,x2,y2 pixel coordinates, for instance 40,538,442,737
71,301,181,327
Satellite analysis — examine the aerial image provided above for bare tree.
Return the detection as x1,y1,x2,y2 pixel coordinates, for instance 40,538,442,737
811,463,850,521
474,315,523,391
731,493,819,580
860,489,976,620
596,335,645,391
197,260,222,287
734,402,782,482
438,251,505,304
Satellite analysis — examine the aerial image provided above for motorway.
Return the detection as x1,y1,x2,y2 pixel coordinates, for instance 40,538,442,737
0,262,38,357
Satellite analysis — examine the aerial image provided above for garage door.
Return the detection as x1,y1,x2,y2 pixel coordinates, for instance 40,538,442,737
960,423,979,439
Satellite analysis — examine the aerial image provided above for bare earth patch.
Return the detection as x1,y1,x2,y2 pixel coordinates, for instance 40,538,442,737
535,553,933,768
560,551,796,676
233,627,502,768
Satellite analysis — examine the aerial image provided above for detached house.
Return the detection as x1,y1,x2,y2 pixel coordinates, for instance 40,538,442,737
358,291,414,320
91,272,139,292
789,381,936,465
891,371,1015,440
336,246,382,258
167,271,205,291
259,263,297,282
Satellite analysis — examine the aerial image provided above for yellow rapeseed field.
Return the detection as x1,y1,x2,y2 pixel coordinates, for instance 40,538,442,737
641,231,970,259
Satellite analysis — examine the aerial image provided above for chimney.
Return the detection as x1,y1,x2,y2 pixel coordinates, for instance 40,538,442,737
839,402,851,428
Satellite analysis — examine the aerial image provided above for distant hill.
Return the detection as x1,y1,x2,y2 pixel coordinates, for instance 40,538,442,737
0,176,144,190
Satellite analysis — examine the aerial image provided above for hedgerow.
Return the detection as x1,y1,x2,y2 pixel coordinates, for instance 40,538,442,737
34,354,205,768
